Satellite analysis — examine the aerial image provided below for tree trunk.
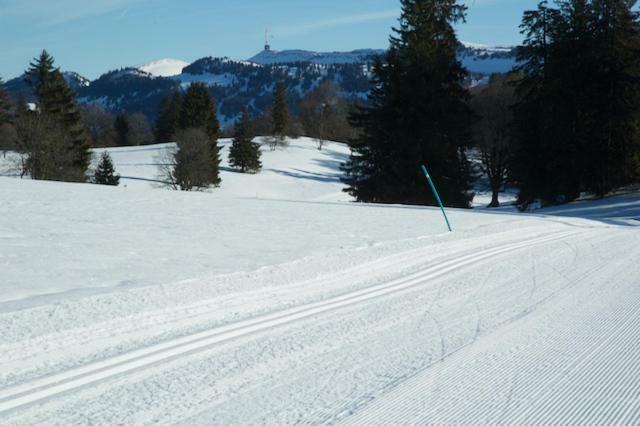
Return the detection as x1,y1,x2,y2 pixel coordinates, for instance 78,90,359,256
488,188,500,208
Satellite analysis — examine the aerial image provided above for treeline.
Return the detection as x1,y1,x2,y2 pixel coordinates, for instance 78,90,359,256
0,51,165,185
512,0,640,207
155,79,357,149
344,0,640,209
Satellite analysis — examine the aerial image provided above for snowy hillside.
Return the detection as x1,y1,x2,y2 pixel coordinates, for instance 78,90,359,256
2,134,640,426
248,49,385,65
137,58,191,77
97,137,351,202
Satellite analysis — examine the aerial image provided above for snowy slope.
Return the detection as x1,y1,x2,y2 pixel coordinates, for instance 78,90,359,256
249,49,385,65
97,137,351,202
0,139,639,424
137,58,190,77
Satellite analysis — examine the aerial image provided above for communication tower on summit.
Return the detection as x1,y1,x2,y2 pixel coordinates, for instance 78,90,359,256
264,29,271,51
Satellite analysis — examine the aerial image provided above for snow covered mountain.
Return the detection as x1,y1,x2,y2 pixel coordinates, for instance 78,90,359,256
3,43,518,124
458,41,518,76
3,71,90,101
137,58,190,77
248,49,385,66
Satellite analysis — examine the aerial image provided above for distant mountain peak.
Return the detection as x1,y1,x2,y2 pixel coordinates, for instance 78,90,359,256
248,49,385,65
137,58,190,77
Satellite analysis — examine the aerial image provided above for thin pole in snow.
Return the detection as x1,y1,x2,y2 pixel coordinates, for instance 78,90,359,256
421,164,453,232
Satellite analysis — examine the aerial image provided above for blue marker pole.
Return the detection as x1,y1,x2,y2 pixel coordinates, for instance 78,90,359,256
421,164,453,232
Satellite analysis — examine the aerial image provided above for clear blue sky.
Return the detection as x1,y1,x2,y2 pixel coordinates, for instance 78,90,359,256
0,0,540,81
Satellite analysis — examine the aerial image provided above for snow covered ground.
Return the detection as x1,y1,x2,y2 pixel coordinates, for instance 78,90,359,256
1,138,639,424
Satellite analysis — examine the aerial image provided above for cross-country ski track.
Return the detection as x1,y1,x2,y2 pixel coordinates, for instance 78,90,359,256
0,230,573,415
1,142,640,424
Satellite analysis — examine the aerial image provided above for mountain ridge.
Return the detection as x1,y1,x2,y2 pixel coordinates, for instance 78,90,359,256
4,43,518,126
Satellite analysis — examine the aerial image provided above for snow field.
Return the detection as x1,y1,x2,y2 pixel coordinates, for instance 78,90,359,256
1,138,639,423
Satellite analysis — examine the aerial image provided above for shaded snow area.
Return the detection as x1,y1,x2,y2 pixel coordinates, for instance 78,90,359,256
1,138,640,424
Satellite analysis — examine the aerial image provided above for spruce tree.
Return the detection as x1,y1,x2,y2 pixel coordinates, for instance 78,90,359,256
25,51,91,182
343,0,473,207
179,83,220,139
229,107,262,173
155,91,182,143
271,81,289,150
513,0,640,207
94,151,120,186
178,83,221,185
587,0,640,195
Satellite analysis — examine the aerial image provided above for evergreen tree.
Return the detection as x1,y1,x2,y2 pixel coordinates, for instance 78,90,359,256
586,0,640,195
343,0,473,207
171,128,217,190
513,0,640,208
178,83,221,185
114,112,131,146
179,83,220,139
155,91,182,143
229,106,262,173
25,50,91,182
271,81,289,149
93,151,120,186
0,78,11,125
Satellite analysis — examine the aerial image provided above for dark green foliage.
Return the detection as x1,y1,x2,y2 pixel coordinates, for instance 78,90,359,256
229,107,262,173
93,151,120,186
179,83,220,140
155,92,182,143
178,83,221,185
170,128,220,190
343,0,474,207
271,81,289,149
513,0,640,208
24,50,91,182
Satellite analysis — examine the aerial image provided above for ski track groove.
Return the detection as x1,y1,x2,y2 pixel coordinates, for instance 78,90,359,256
342,232,639,425
0,230,575,416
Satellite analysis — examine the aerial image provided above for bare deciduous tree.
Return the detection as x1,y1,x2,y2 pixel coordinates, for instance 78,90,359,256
471,74,516,208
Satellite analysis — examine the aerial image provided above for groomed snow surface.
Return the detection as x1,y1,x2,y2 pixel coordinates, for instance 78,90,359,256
1,138,640,424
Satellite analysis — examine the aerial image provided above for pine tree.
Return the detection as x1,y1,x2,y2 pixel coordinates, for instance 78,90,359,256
24,51,91,182
155,91,182,143
229,106,262,173
25,50,56,110
343,0,473,207
179,83,221,185
93,151,120,186
271,81,289,150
